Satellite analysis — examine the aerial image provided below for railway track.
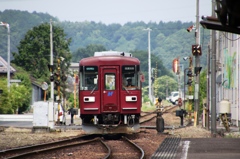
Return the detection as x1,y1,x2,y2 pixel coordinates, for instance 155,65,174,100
103,136,145,159
140,105,178,125
1,134,144,159
0,134,98,159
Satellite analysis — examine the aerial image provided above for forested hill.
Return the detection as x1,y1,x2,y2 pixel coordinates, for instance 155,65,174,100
0,10,210,69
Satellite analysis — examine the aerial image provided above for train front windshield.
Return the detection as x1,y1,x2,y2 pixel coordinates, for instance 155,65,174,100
122,65,140,89
80,66,98,91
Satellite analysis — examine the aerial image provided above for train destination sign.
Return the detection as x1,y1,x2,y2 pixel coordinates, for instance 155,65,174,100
122,66,135,72
85,66,98,72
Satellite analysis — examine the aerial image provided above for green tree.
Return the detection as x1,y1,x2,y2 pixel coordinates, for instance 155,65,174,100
153,75,178,99
199,68,207,112
0,79,30,114
10,84,30,114
131,50,173,87
72,44,106,62
12,64,32,113
12,23,72,81
0,79,12,114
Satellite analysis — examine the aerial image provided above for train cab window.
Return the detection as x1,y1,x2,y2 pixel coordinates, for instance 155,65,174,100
105,74,115,90
80,66,98,91
122,65,140,90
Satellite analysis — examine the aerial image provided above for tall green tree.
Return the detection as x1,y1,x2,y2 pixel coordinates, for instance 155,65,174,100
72,44,106,62
153,75,178,99
0,78,31,114
10,84,30,114
12,64,32,113
12,23,72,81
0,79,11,114
131,50,173,87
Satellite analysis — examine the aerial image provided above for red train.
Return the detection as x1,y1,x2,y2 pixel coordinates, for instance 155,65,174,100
79,51,143,134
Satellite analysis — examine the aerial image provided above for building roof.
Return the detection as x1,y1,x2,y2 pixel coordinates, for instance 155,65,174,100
0,56,16,73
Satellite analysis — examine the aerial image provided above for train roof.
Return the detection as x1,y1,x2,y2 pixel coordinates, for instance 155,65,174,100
80,51,140,65
94,51,132,57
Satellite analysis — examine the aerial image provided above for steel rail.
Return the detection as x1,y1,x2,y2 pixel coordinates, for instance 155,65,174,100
122,136,145,159
0,134,95,159
6,137,110,159
98,138,111,159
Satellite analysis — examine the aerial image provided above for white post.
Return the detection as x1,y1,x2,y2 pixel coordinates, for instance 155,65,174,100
194,0,200,126
50,19,54,101
49,19,55,128
144,28,152,102
7,25,10,89
237,34,239,127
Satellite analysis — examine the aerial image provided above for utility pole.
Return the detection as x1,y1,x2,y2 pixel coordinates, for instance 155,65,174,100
154,62,157,97
7,24,10,89
194,0,200,126
143,28,152,102
50,19,54,101
211,0,217,136
206,44,211,130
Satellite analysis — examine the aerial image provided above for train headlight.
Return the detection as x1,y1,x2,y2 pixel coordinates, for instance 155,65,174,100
126,96,137,102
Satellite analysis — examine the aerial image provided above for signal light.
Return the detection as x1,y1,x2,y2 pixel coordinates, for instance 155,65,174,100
48,64,54,73
194,67,202,75
187,70,193,77
192,45,202,56
55,80,60,86
50,75,54,82
187,79,192,85
61,75,67,82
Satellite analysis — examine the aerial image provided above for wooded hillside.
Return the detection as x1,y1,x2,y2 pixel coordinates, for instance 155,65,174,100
0,10,210,70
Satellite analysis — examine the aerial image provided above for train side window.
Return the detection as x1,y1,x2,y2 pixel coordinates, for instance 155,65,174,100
105,74,115,90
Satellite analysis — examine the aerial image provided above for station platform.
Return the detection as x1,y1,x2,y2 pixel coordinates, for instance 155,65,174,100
175,138,240,159
151,136,240,159
151,124,240,159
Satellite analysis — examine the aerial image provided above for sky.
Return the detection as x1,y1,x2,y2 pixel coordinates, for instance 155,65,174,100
0,0,212,25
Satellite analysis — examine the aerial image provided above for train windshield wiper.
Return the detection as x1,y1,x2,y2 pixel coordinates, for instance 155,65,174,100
90,85,97,94
123,86,129,94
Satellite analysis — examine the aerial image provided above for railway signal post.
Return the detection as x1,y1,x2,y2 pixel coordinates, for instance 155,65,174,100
155,97,164,133
187,57,194,125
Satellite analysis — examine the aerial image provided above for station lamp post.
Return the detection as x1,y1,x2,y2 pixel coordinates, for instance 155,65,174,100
0,22,10,90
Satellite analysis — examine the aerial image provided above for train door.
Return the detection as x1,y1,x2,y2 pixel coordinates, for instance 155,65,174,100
101,66,119,113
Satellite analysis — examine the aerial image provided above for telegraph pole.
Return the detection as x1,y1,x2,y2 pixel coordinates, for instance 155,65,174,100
50,19,54,101
194,0,200,126
143,28,152,102
211,0,217,136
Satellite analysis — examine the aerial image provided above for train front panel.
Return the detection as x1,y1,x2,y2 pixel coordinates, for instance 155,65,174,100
79,54,141,134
